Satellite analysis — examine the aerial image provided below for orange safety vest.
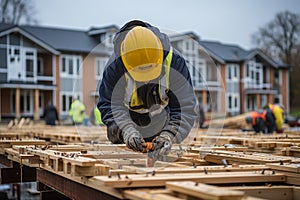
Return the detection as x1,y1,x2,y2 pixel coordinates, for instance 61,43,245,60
251,111,267,125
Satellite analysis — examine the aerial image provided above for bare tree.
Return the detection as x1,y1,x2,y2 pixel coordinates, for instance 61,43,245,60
252,10,300,65
0,0,37,24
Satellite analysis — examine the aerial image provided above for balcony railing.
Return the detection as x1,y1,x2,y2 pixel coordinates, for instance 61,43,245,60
244,82,271,89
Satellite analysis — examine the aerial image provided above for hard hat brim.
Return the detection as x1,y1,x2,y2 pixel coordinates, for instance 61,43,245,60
126,63,162,82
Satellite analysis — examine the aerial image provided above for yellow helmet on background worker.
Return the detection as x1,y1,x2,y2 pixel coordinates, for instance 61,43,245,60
121,26,163,82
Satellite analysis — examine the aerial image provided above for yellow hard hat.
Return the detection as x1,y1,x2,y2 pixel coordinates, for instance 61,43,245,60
121,26,163,82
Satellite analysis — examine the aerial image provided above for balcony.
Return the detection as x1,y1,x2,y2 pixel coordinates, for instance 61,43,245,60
244,81,277,94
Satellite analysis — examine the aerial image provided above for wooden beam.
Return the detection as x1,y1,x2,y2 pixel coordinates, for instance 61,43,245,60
124,189,184,200
97,172,286,188
224,186,297,200
122,164,269,174
166,181,245,200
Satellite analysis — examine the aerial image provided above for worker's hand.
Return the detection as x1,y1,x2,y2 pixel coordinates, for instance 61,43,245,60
122,126,144,152
153,131,174,157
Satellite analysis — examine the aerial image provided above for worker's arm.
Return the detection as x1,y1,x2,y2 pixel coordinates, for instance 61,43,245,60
97,55,140,144
160,51,197,143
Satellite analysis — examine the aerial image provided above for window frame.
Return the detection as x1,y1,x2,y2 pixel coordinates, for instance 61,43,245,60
60,55,82,78
95,57,108,80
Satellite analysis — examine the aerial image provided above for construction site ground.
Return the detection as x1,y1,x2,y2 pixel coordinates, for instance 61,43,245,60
0,117,300,200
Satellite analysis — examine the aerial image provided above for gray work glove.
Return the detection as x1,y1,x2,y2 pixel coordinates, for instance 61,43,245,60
122,126,144,152
153,131,174,157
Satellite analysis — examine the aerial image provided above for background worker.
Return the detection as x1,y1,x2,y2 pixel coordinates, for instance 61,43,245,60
98,20,197,158
43,101,59,126
264,103,284,133
69,98,86,125
245,109,276,134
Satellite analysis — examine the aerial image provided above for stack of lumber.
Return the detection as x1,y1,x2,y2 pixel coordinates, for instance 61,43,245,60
0,124,300,200
1,124,108,143
208,113,250,129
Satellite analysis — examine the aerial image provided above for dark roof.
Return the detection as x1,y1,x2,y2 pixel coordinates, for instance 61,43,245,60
199,40,289,68
199,41,248,63
0,23,15,32
20,25,99,53
0,23,114,53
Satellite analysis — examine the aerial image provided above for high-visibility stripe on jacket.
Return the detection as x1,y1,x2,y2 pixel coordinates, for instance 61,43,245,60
124,47,173,114
251,110,267,125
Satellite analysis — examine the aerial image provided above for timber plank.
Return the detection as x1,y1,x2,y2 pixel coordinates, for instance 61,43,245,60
96,172,286,188
166,181,244,200
124,189,184,200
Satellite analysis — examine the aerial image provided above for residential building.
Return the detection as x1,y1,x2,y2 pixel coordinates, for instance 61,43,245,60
199,41,289,116
0,23,117,120
0,23,289,121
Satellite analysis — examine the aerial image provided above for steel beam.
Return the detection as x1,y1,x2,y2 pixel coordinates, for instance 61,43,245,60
37,169,119,200
0,161,36,184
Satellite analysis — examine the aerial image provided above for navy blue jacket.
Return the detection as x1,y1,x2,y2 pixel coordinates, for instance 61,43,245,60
97,20,197,144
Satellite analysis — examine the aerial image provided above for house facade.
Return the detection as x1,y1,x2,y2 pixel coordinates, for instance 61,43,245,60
0,23,117,120
0,23,289,121
170,32,289,116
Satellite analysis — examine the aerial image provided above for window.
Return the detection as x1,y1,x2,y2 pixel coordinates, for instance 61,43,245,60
227,93,240,114
60,92,81,115
245,60,263,88
62,57,66,73
68,59,73,75
0,36,6,44
37,58,44,75
62,95,66,111
101,32,114,47
274,70,282,86
246,63,249,77
9,33,20,45
11,90,33,115
226,64,239,80
26,59,34,77
0,48,7,68
95,57,108,80
61,55,81,77
228,95,232,109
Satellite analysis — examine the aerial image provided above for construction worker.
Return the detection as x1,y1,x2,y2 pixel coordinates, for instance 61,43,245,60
90,106,104,126
245,109,276,134
43,101,59,126
264,103,284,133
69,98,86,125
97,20,197,158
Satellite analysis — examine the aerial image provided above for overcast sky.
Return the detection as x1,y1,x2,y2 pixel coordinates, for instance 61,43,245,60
34,0,300,49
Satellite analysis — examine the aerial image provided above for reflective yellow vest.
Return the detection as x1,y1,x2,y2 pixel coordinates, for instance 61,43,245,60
124,47,173,114
94,107,104,125
69,100,86,123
